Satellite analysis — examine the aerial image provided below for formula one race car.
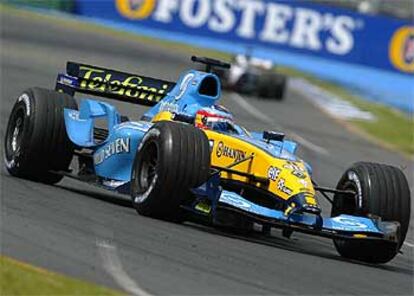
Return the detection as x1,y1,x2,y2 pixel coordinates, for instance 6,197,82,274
4,56,410,264
213,54,287,100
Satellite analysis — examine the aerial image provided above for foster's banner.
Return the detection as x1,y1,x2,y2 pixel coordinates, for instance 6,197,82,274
76,0,414,75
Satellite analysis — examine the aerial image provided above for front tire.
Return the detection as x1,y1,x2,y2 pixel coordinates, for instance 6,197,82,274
130,121,211,220
4,88,77,184
331,162,411,263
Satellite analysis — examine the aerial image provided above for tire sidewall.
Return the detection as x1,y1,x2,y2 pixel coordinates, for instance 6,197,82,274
336,169,365,215
4,87,77,184
332,162,409,263
131,126,163,207
130,121,211,219
4,91,35,174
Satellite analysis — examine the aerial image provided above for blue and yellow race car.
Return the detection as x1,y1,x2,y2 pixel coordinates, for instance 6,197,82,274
4,56,410,264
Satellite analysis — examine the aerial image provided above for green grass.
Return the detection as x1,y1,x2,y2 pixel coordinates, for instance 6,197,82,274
2,3,413,156
353,103,413,156
0,256,122,295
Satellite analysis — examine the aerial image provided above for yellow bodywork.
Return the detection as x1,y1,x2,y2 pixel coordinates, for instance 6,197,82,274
204,130,316,202
152,111,174,122
152,113,316,204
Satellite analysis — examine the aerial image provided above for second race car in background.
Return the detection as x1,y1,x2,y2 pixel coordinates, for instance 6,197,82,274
4,56,410,264
215,54,287,100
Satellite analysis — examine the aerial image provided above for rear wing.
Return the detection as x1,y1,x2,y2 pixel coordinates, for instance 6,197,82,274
55,62,176,106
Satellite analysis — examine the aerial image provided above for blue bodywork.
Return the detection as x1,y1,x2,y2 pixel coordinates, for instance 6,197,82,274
143,71,220,119
59,66,388,240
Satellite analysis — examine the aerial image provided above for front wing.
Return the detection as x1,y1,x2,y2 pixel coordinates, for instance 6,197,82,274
217,191,399,243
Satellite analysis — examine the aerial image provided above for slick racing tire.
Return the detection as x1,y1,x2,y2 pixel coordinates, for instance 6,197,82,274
130,121,211,220
4,88,77,184
234,73,257,95
331,162,411,263
258,74,286,100
213,68,229,89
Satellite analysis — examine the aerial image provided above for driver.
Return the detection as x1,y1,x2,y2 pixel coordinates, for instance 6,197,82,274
195,105,237,133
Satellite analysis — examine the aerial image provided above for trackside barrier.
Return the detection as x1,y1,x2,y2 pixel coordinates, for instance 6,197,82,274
74,0,413,75
73,0,413,113
10,0,414,112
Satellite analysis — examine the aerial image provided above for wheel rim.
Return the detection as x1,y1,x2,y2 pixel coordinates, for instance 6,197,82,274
332,181,358,216
5,107,25,159
134,141,159,198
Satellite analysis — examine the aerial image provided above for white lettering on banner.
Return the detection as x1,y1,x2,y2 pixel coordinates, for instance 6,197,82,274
153,0,178,22
181,0,211,28
208,0,236,33
326,16,356,55
260,3,292,43
237,0,265,38
290,8,323,50
120,0,362,56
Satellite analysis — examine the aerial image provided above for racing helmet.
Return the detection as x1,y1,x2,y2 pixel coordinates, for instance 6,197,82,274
195,105,235,132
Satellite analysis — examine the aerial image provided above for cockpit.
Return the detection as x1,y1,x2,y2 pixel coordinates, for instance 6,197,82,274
194,105,248,136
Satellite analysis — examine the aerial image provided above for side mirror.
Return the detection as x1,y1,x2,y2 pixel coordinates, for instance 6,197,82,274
263,130,285,143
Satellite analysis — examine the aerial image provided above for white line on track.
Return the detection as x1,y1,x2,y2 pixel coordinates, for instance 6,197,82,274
97,240,153,296
227,92,329,156
404,241,414,248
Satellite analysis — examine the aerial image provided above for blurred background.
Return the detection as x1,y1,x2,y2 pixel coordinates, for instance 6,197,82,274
6,0,414,19
313,0,413,19
3,0,413,109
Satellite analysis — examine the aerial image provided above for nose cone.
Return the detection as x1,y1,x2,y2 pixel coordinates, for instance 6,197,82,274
286,193,321,216
271,160,315,201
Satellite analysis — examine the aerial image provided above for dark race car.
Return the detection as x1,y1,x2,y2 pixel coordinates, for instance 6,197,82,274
215,54,287,100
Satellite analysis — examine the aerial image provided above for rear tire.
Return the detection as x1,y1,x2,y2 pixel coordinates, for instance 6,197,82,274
331,162,411,263
258,74,286,100
4,88,77,184
130,121,211,220
235,73,257,95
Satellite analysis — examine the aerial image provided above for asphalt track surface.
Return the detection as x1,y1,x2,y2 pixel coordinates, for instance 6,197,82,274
1,10,413,295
